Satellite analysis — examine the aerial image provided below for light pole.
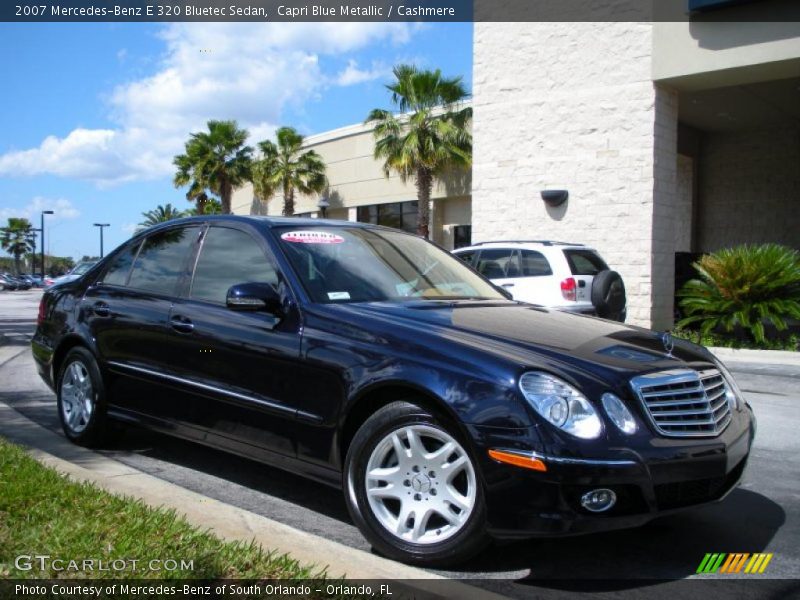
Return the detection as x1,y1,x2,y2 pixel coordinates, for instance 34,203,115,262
40,210,53,278
28,228,41,274
93,223,110,258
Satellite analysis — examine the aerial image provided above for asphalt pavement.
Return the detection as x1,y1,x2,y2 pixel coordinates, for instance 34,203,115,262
1,289,798,598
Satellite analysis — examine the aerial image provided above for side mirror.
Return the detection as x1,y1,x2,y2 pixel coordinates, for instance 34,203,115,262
226,282,282,315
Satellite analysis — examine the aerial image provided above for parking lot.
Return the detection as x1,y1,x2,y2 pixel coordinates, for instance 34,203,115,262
1,289,798,597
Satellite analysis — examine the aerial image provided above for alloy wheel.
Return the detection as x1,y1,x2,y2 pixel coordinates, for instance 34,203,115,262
364,424,476,545
60,361,94,434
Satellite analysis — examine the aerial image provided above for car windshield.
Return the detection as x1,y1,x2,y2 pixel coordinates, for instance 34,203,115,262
274,226,505,303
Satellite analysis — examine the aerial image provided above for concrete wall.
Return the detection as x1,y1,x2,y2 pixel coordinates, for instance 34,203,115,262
473,22,672,328
653,20,800,91
698,126,800,252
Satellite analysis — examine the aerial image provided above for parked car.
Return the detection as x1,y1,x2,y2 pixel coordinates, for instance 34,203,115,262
32,216,754,566
0,274,20,291
2,273,31,290
44,261,96,288
20,273,43,288
453,241,626,321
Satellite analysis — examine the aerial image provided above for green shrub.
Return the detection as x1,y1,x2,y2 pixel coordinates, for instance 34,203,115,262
677,244,800,346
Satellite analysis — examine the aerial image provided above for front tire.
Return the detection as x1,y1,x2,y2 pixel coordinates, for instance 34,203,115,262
344,401,489,566
57,347,108,447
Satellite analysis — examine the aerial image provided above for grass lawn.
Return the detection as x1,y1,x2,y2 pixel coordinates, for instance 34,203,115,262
0,438,324,579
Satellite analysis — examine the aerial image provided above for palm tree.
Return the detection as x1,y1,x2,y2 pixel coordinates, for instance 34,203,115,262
1,218,35,274
252,127,327,217
366,64,472,238
173,120,253,214
138,204,186,230
187,198,223,216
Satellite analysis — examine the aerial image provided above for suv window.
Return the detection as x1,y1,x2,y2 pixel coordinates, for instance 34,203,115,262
475,249,520,278
101,242,141,286
128,227,200,295
190,227,279,304
564,249,608,276
456,250,477,266
519,250,553,276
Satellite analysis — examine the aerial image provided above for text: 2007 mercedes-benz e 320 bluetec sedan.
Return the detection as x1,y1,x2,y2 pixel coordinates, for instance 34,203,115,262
32,216,755,566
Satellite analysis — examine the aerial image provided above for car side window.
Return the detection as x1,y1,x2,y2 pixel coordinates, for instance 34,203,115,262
127,227,200,295
100,241,141,286
519,250,553,277
190,227,279,304
455,251,476,266
476,249,519,279
564,249,609,276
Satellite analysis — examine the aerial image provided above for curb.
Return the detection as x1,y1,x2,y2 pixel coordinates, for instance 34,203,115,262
709,346,800,367
0,399,506,599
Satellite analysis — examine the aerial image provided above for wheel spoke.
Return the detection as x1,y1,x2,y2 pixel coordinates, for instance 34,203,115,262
395,504,414,537
405,428,427,461
410,507,434,542
391,433,410,462
367,484,402,500
442,454,468,480
428,441,455,466
443,485,471,512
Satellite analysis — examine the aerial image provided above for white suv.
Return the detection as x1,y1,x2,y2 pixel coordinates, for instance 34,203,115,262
453,241,626,321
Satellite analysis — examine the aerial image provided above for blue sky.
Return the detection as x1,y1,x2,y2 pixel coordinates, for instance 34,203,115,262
0,22,472,262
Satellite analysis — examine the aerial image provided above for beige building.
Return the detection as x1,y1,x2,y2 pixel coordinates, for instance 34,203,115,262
474,15,800,330
235,6,800,331
231,121,473,250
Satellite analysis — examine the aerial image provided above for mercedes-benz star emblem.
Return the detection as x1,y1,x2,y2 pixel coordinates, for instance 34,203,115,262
661,332,675,358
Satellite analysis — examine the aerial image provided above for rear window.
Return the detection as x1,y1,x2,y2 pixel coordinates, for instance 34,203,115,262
519,250,553,276
127,227,200,295
564,249,608,275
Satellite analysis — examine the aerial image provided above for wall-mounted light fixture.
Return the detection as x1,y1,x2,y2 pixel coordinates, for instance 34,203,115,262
541,190,569,207
317,196,330,219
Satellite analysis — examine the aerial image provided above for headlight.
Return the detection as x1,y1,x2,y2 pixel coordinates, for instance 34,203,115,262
715,361,743,411
519,372,602,439
601,393,638,434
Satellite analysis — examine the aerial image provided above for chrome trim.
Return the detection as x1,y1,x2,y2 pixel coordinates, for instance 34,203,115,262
106,360,318,421
630,368,732,438
492,448,638,467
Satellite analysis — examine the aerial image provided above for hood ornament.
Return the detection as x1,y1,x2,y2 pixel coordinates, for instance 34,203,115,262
661,332,675,358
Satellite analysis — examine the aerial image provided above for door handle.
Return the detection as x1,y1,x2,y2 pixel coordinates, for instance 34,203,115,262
92,302,111,317
170,315,194,333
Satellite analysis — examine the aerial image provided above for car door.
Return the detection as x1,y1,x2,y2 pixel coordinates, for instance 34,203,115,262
511,248,558,306
165,223,303,458
83,225,202,423
473,248,523,298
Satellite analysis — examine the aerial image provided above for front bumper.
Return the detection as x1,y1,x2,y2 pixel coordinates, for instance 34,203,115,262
471,406,755,539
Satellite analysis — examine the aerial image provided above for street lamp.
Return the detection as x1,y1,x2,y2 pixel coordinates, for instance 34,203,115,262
93,223,110,258
317,196,330,219
40,210,53,278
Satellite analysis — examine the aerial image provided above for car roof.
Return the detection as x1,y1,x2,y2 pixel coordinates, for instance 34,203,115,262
454,240,592,251
133,215,380,237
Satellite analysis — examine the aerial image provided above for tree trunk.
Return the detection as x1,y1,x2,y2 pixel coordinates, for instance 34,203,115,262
220,180,232,214
283,186,295,216
196,193,208,215
415,168,433,239
13,254,21,275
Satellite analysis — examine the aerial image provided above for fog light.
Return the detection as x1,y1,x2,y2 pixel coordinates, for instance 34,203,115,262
580,488,617,513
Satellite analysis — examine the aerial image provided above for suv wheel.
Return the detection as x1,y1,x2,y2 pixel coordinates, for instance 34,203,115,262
57,347,108,447
591,270,626,322
344,401,489,566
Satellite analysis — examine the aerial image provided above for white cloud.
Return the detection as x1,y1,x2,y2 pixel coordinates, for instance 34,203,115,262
0,23,418,186
335,59,390,86
120,222,138,234
0,197,80,223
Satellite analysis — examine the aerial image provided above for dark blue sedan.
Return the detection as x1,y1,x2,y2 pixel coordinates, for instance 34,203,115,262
32,216,755,566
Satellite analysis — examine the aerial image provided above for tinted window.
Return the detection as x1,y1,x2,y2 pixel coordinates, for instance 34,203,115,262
101,242,141,286
128,227,199,295
475,249,520,279
191,227,279,304
455,251,476,266
519,250,553,276
564,249,608,276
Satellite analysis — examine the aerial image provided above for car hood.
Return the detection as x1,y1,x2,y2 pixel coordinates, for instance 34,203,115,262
327,300,714,382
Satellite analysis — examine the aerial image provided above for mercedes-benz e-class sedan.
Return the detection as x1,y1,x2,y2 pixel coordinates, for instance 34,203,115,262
32,216,755,566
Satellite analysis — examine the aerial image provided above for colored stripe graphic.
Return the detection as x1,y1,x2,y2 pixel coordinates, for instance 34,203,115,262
744,553,774,574
698,553,773,574
697,553,727,573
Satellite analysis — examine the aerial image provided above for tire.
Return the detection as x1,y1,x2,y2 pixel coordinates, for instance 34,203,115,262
591,270,627,322
344,401,489,566
56,347,109,447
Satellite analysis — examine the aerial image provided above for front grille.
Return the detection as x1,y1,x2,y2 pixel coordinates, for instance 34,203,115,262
630,368,732,437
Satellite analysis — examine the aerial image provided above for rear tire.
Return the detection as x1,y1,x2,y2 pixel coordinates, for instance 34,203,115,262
56,347,109,447
344,401,489,566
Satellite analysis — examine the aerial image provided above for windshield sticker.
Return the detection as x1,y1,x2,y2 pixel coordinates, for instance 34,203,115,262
281,231,345,244
328,291,351,301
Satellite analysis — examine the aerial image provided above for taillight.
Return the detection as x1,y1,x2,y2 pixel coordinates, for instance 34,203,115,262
560,277,577,302
37,297,46,326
